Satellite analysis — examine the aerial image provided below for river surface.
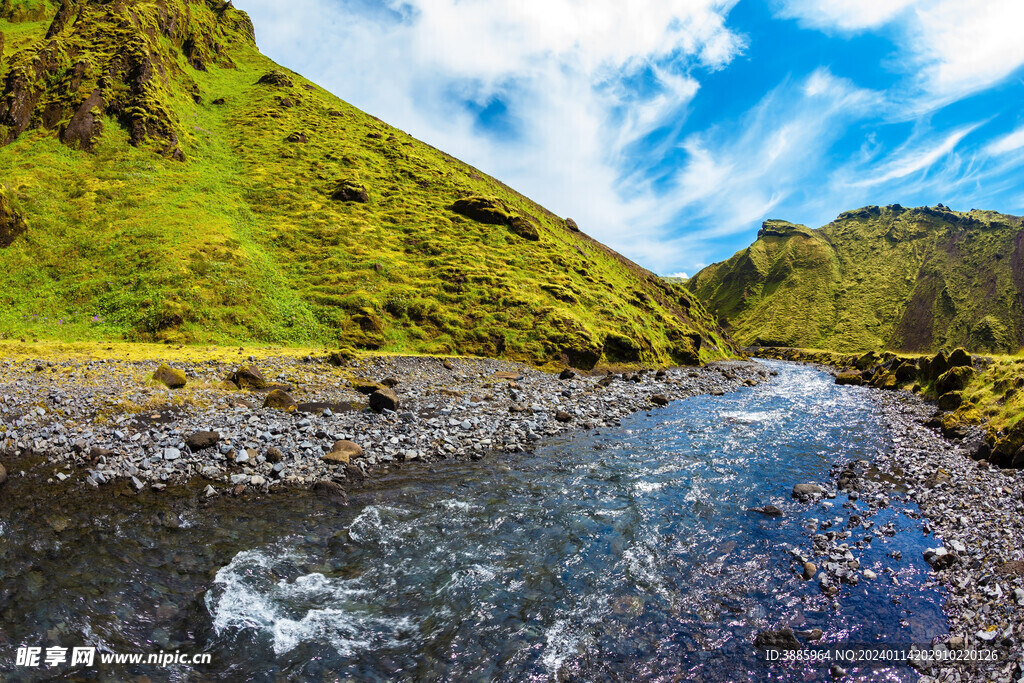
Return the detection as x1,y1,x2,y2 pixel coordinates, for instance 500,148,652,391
0,361,948,681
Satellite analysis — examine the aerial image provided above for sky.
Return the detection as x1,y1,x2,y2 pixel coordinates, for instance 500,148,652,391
234,0,1024,278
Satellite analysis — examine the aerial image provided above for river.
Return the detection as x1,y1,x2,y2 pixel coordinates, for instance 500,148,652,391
0,360,948,681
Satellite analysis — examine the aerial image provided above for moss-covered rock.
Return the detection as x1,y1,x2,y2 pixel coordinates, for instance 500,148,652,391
331,179,368,203
230,364,269,390
946,347,973,369
263,388,297,412
507,215,539,241
937,391,963,411
835,371,863,386
450,196,510,225
152,362,186,388
935,366,975,395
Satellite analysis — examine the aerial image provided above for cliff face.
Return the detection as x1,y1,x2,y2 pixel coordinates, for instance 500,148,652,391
688,205,1024,354
0,0,733,368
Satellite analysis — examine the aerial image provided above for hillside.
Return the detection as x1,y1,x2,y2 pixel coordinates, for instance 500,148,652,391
687,206,1024,353
0,0,732,369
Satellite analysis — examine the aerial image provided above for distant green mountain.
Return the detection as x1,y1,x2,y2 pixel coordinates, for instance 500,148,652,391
0,0,732,368
688,206,1024,354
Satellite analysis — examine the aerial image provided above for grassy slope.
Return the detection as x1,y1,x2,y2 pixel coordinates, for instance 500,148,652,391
688,206,1024,354
0,0,732,369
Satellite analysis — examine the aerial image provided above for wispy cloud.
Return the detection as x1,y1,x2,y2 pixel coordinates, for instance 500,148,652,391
984,125,1024,157
846,124,981,187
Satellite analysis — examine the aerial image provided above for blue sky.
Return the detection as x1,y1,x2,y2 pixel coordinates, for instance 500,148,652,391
236,0,1024,277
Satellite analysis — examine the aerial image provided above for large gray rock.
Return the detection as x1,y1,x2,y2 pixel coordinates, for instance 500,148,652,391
792,483,824,502
369,388,399,412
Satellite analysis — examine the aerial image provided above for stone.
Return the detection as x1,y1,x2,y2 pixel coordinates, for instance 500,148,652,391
802,562,817,580
651,394,670,406
265,447,283,463
946,347,973,369
186,431,220,451
163,447,181,461
748,505,784,517
565,217,580,232
507,215,540,241
230,364,270,390
263,389,298,412
935,366,974,395
331,180,369,203
230,474,249,486
313,480,348,505
923,547,957,570
381,377,400,388
450,196,509,225
795,628,823,641
862,569,876,580
369,388,399,412
257,71,293,87
350,377,386,394
792,483,825,502
835,372,863,386
937,391,963,411
753,628,801,650
325,440,362,464
558,368,576,380
153,363,187,389
554,410,573,423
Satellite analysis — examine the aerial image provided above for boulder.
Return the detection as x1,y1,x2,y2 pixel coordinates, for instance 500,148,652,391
792,483,825,502
802,562,817,580
554,410,573,423
153,363,187,389
263,389,298,412
323,440,363,465
350,377,386,395
565,217,580,231
927,351,949,382
835,372,863,386
937,391,963,411
328,347,358,365
381,377,400,388
935,366,974,395
312,480,348,505
230,364,270,390
753,628,801,650
650,394,670,406
186,431,221,451
1013,446,1024,469
924,547,956,570
854,351,880,371
946,347,973,369
894,360,919,383
331,180,369,203
748,505,783,517
369,388,399,412
991,419,1024,467
257,71,293,87
450,196,510,225
265,447,283,463
507,215,540,241
558,368,576,380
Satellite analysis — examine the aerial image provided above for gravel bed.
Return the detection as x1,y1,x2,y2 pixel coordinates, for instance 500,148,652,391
0,354,768,497
782,384,1024,682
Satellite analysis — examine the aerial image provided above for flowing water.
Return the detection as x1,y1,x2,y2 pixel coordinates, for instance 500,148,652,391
0,361,948,681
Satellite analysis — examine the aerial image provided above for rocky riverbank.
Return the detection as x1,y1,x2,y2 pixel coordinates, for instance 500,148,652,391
0,353,769,497
780,385,1024,682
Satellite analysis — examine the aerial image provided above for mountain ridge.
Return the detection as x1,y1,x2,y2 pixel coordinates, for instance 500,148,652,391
688,204,1024,354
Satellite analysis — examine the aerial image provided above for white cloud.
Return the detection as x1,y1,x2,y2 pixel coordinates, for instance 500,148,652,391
847,123,980,187
777,0,1024,104
663,68,880,240
985,126,1024,156
235,0,746,272
776,0,921,32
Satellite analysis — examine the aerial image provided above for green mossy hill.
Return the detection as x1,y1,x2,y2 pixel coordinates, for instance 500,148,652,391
0,0,732,369
757,346,1024,470
688,205,1024,354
